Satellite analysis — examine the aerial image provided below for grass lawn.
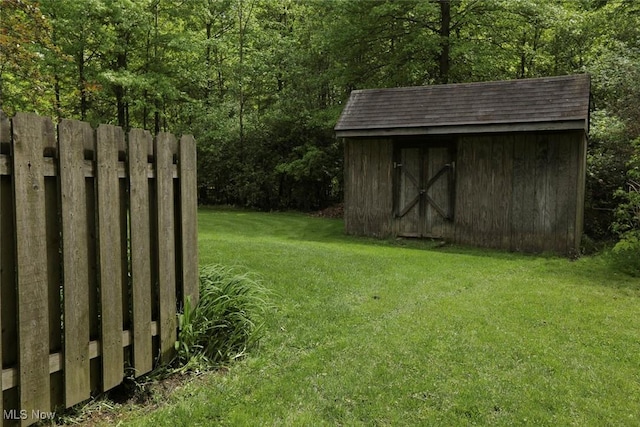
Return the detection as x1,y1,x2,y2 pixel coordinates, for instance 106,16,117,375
124,207,639,426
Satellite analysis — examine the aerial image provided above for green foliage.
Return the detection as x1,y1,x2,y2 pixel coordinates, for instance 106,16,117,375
612,179,640,238
0,0,56,116
175,264,271,371
608,139,640,275
583,110,633,239
609,231,640,277
4,0,640,225
194,101,342,210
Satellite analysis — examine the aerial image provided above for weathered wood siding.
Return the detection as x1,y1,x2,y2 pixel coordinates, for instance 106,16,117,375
344,131,586,255
455,131,584,254
344,138,393,236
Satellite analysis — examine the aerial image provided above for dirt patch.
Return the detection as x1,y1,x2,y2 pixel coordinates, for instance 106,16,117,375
309,203,343,219
56,369,222,426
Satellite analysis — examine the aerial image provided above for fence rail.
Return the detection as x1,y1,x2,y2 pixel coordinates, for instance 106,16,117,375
0,112,198,426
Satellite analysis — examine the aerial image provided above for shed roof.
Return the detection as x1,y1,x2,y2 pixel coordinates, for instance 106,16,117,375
334,74,590,138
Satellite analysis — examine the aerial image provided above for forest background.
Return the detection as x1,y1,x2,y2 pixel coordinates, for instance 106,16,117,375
1,0,639,249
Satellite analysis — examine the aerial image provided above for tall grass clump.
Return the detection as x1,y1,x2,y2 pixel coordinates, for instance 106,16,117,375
175,264,271,370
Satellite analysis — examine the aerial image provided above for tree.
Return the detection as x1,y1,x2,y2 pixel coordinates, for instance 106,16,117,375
0,0,55,116
41,0,106,121
5,0,640,224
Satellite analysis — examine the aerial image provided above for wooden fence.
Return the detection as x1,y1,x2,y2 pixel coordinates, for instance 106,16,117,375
0,112,198,426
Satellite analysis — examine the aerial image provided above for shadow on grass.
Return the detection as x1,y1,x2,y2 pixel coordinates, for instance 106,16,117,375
546,253,640,292
311,235,640,293
199,206,639,291
201,206,562,257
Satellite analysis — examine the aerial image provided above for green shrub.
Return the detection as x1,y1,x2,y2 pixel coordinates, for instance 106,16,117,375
609,139,640,276
585,110,633,240
175,265,271,370
608,231,640,277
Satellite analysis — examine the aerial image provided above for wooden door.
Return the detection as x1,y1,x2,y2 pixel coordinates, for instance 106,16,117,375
396,147,422,237
395,145,455,238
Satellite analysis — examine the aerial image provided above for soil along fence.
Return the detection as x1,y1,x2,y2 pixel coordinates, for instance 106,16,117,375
0,112,198,426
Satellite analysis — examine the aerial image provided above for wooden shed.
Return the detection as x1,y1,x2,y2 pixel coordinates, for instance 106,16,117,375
335,74,590,255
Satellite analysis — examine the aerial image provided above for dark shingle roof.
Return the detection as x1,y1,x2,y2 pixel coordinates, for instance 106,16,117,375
334,74,590,137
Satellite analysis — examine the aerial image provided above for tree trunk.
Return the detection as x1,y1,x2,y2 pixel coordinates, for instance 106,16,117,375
54,74,62,122
438,0,451,84
205,20,212,103
519,32,527,79
238,0,245,148
78,51,87,120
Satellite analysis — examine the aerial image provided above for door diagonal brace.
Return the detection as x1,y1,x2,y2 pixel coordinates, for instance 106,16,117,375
424,164,452,220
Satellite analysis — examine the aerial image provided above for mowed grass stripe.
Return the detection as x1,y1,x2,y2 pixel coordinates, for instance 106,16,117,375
124,208,639,426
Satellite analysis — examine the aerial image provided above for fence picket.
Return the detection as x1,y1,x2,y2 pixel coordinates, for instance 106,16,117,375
179,135,199,308
45,137,64,409
128,129,153,376
11,113,52,425
96,124,125,391
156,132,178,363
59,119,93,406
